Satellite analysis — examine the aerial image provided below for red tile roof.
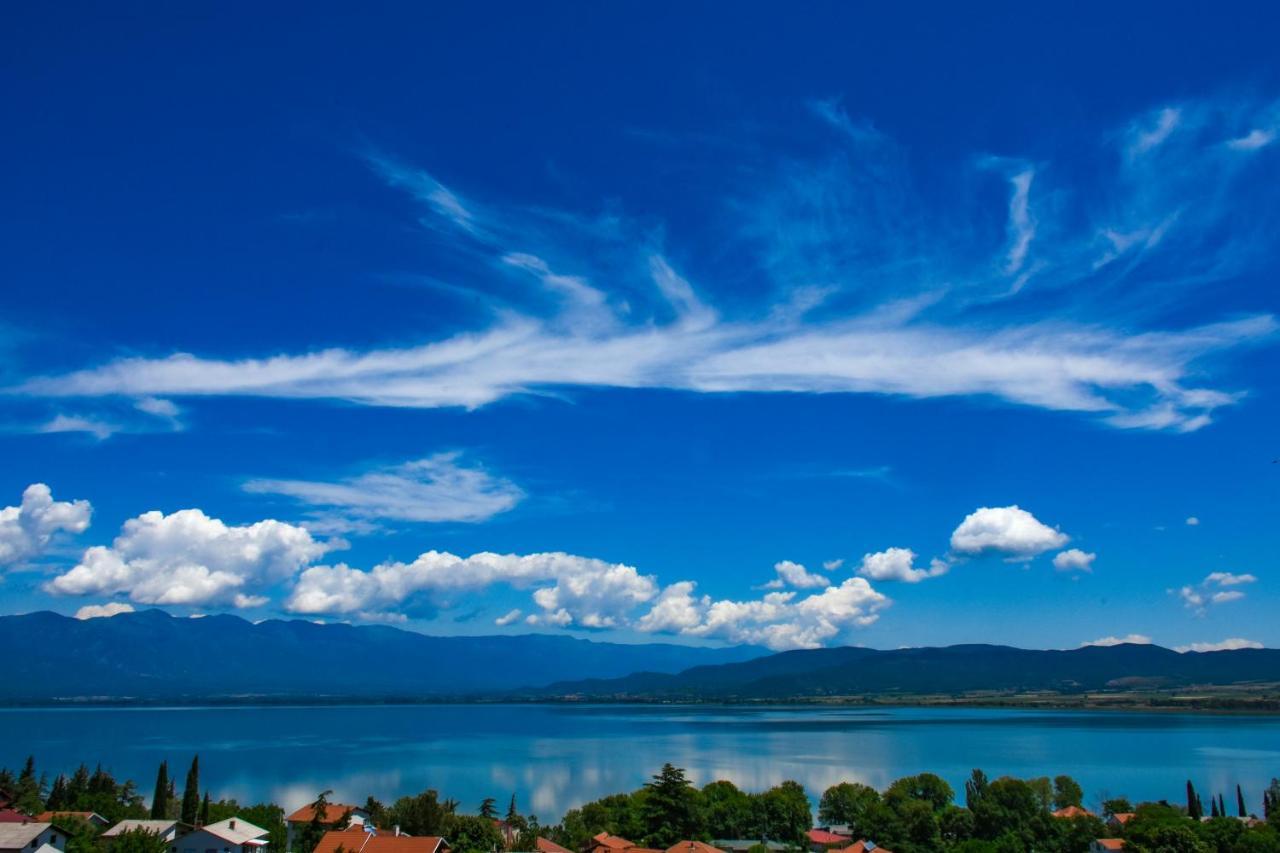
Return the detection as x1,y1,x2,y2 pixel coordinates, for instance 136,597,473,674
36,812,107,826
0,811,31,824
834,842,892,853
536,839,573,853
1109,813,1135,825
1052,806,1095,819
312,828,447,853
1094,841,1125,851
807,830,851,846
665,842,723,853
288,805,363,825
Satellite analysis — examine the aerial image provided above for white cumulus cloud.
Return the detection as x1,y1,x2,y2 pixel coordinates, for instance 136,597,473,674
46,508,333,607
1052,549,1096,572
1175,638,1263,653
770,560,829,589
74,602,136,619
949,505,1068,559
0,483,92,567
857,547,948,583
1081,634,1152,647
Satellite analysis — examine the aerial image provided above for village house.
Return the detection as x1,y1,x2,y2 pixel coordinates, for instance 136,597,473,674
177,818,269,853
1105,813,1135,831
1052,806,1095,820
833,841,892,853
535,839,572,853
664,842,723,853
584,833,661,853
102,819,191,852
311,826,448,853
806,828,851,851
711,841,787,853
285,804,369,853
35,813,109,829
1089,841,1125,852
0,822,66,853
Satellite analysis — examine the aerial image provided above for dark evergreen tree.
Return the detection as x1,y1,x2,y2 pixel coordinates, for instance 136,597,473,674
181,756,200,826
200,792,210,826
1218,793,1226,819
14,756,43,815
1238,784,1247,818
479,797,497,819
964,769,989,811
151,762,169,820
1187,781,1203,820
1210,796,1220,818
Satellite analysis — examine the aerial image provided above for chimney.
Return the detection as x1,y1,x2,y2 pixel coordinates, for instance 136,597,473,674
394,826,401,837
230,820,236,830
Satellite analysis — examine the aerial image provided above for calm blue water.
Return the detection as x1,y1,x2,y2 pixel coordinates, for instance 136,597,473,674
4,705,1279,821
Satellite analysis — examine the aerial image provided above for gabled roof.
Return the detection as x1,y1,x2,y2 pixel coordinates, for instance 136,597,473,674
807,830,851,846
1052,806,1095,819
102,820,189,838
200,818,269,845
36,812,108,827
312,828,447,853
1094,841,1125,851
0,822,52,850
1108,813,1135,825
593,835,635,851
835,842,892,853
288,805,366,825
0,813,31,825
537,839,573,853
665,842,722,853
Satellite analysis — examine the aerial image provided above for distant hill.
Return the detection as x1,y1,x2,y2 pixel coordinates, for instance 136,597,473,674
525,642,1280,699
0,609,763,702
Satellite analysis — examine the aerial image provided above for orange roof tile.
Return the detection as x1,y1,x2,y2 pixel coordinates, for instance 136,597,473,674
288,804,363,825
312,828,447,853
536,839,573,853
665,842,723,853
1052,806,1095,819
1094,841,1125,851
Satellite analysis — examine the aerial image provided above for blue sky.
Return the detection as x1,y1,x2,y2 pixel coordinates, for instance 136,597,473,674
2,2,1278,652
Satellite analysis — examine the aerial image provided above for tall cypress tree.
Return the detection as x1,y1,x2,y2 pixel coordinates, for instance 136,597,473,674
1238,785,1247,818
151,762,169,819
180,756,200,826
1210,797,1220,818
200,792,210,827
1218,794,1226,818
1187,781,1202,819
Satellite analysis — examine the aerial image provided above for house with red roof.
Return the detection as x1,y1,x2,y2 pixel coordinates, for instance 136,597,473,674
833,841,892,853
535,839,572,853
1052,806,1095,820
807,829,851,851
311,827,448,853
286,804,370,852
1089,841,1125,852
584,833,660,853
664,842,723,853
36,813,108,829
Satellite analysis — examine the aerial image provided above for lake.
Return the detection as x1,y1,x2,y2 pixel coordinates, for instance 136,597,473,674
4,704,1279,820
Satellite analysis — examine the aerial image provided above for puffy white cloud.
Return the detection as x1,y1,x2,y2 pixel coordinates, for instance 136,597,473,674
771,560,829,589
0,484,92,567
638,577,890,651
1204,571,1256,586
1052,549,1096,572
46,508,332,607
822,559,844,571
285,550,659,629
1081,634,1152,647
1185,516,1200,526
1175,638,1263,653
1175,570,1256,612
635,581,707,633
857,547,948,583
74,602,135,619
494,608,523,626
245,453,523,524
949,505,1068,559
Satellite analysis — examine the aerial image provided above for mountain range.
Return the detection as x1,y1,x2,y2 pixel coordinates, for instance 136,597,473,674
527,642,1280,699
4,610,1277,703
0,609,762,701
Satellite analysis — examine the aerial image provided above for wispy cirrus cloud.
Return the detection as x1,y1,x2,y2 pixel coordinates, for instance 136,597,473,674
10,94,1279,432
244,452,524,526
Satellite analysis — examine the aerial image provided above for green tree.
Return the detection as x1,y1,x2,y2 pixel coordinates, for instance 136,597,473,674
756,781,810,846
297,790,334,853
1052,776,1084,810
479,798,498,820
700,781,752,840
885,773,954,813
1102,798,1133,817
818,782,880,835
1188,781,1203,821
1239,785,1249,819
641,764,701,847
200,792,211,826
449,814,506,853
965,770,990,811
14,756,44,815
181,756,200,826
389,789,454,837
111,828,172,853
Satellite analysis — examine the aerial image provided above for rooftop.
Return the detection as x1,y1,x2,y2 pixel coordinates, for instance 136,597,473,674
0,822,52,850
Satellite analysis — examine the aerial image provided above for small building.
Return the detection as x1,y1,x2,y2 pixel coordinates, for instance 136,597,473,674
807,830,851,852
102,819,190,852
0,814,31,826
1089,841,1125,852
1052,806,1095,820
1105,813,1134,831
177,818,269,853
665,842,723,853
0,821,66,853
536,839,572,853
834,841,893,853
584,834,660,853
285,805,369,853
311,827,448,853
36,813,109,829
712,842,788,853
